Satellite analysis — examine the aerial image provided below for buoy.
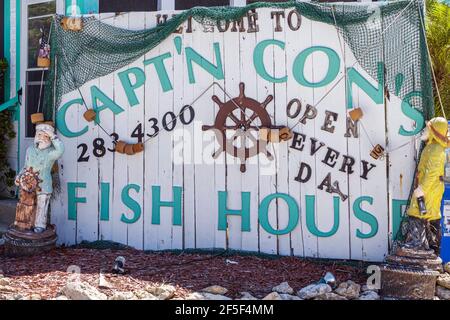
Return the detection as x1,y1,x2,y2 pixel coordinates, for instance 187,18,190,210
279,127,293,141
30,113,44,124
37,57,50,68
132,142,144,153
124,144,135,155
60,17,83,32
349,107,363,121
83,109,97,122
115,141,127,154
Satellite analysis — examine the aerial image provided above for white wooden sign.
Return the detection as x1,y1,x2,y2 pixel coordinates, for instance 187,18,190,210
51,8,422,261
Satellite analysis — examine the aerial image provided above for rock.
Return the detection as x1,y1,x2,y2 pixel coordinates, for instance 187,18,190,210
436,286,450,300
358,291,380,300
315,292,347,300
62,281,107,300
434,296,440,300
272,282,294,295
239,292,258,300
0,278,11,286
145,284,176,300
109,291,137,300
335,280,361,299
437,273,450,290
444,262,450,274
297,283,332,300
279,294,302,300
14,294,27,300
201,285,228,295
185,292,205,300
200,292,232,300
134,290,157,300
0,285,15,293
98,273,113,289
262,292,282,300
52,295,69,300
29,294,42,300
361,284,379,292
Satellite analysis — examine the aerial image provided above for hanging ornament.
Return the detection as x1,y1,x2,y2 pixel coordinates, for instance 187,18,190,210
370,144,385,160
37,28,51,68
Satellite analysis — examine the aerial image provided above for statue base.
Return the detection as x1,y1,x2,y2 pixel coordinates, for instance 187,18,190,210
2,224,57,257
381,246,441,300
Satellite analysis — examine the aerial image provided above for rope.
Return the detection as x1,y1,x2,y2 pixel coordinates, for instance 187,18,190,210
417,0,446,119
37,20,54,113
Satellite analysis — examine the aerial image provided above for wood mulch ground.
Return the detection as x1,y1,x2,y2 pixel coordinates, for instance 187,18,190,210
0,244,369,299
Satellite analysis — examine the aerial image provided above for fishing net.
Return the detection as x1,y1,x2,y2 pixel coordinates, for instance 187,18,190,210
42,0,434,122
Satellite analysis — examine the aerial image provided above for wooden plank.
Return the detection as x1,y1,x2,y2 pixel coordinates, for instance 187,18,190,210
52,90,79,245
97,13,117,243
272,9,291,256
311,20,350,259
297,16,318,258
224,17,244,251
125,12,146,249
213,21,227,250
285,7,306,257
238,17,259,253
110,13,129,246
143,11,161,250
192,18,217,250
256,8,277,255
180,13,197,249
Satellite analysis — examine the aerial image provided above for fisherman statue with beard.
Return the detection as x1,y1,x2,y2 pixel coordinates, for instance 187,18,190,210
402,117,448,255
15,122,64,233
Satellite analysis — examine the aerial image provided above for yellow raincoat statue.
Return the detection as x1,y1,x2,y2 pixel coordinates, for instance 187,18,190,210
404,117,448,254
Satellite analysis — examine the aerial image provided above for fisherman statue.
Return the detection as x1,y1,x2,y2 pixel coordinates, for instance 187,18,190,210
17,122,64,232
3,122,64,256
381,117,448,300
403,116,448,255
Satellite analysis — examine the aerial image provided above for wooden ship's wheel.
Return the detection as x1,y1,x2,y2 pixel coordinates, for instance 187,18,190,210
202,82,274,172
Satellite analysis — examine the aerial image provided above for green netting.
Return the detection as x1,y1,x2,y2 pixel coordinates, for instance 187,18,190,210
42,0,434,122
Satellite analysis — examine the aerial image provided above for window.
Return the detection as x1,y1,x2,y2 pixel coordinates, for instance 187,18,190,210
175,0,230,10
27,1,55,69
25,0,55,137
99,0,157,13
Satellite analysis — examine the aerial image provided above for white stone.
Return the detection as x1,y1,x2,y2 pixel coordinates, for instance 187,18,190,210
297,283,332,299
280,294,302,300
145,284,176,300
200,292,232,300
0,278,11,286
62,281,107,300
444,262,450,274
134,290,157,300
98,273,113,289
437,273,450,290
272,282,294,295
262,292,282,300
358,291,380,300
29,294,42,300
335,280,361,299
361,284,379,292
185,292,205,300
239,292,258,300
315,292,347,300
201,285,228,295
109,291,137,300
0,285,15,293
52,295,69,300
436,286,450,300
